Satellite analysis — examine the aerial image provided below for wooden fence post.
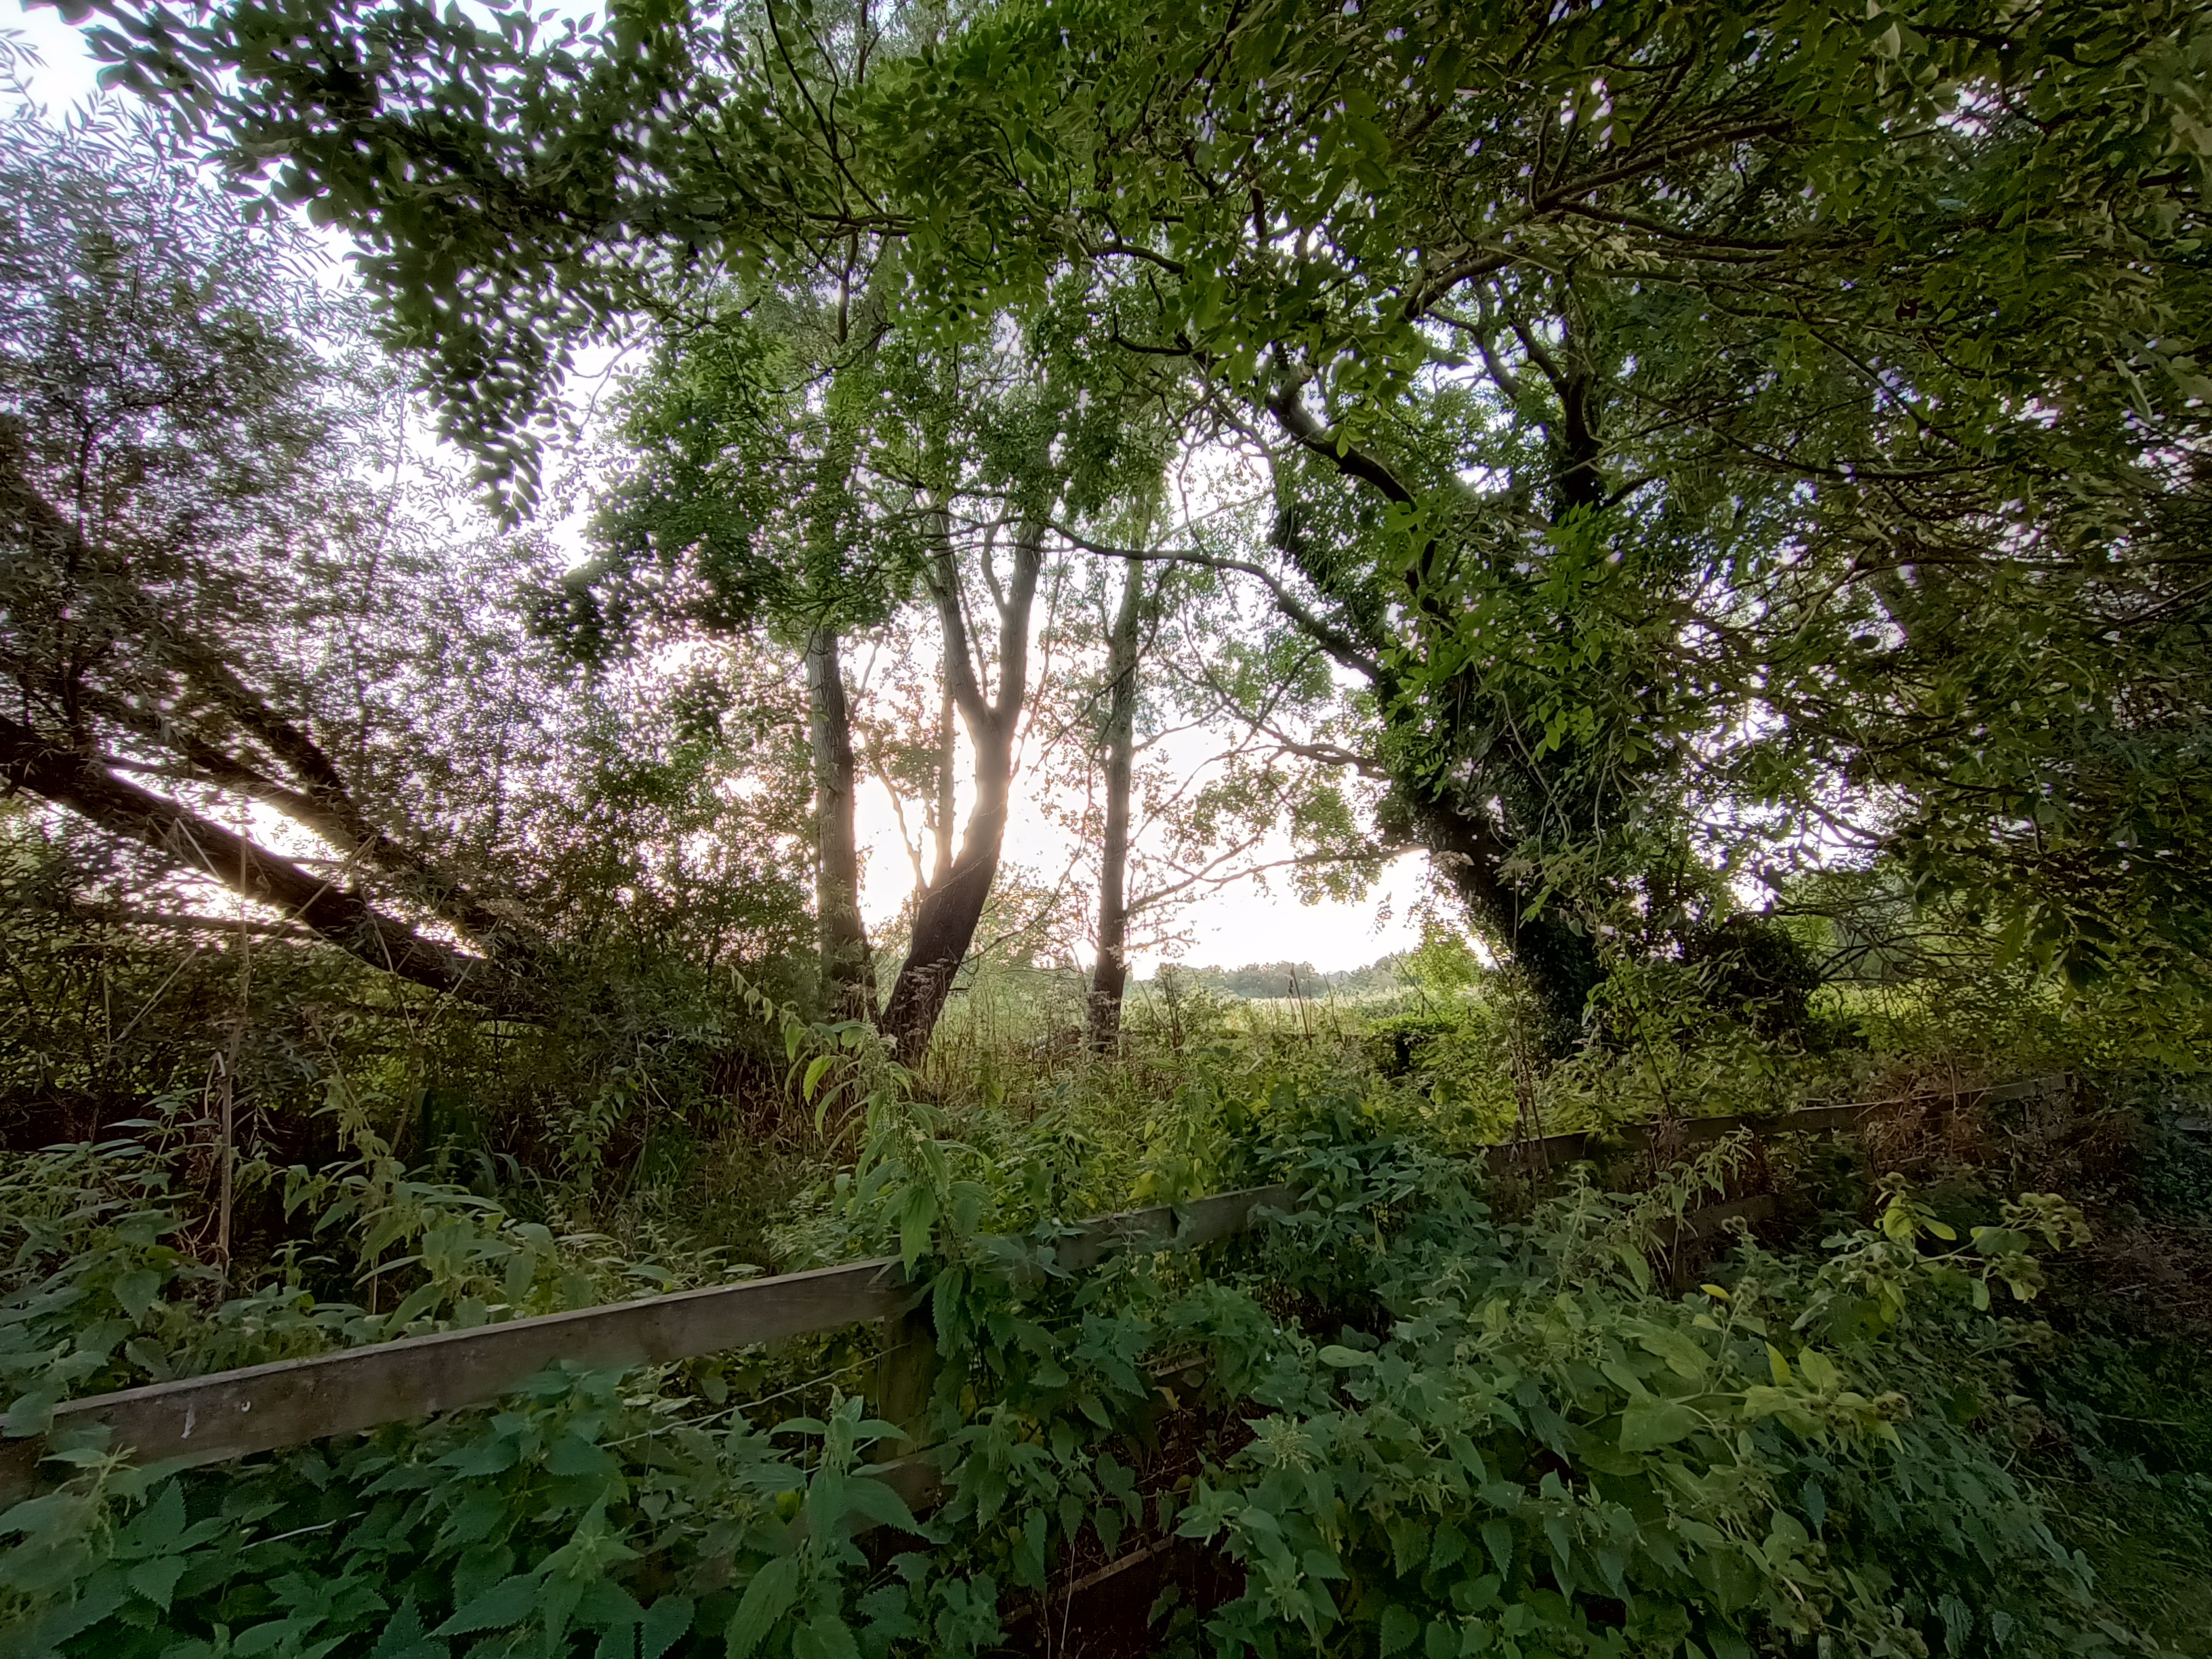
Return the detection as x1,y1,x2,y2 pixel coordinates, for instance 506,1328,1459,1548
875,1298,938,1454
871,1295,942,1516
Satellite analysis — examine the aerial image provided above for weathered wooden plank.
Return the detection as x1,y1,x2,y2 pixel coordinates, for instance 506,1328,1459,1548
1778,1101,1885,1136
1485,1075,2068,1174
1978,1075,2072,1107
0,1255,915,1500
1666,1192,1780,1243
0,1186,1296,1500
1051,1184,1296,1273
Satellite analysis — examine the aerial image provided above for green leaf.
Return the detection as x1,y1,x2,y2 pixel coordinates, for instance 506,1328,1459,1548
126,1553,186,1610
110,1269,163,1322
1300,1547,1345,1582
435,1573,540,1637
2,1389,58,1437
1429,1523,1467,1572
726,1556,802,1658
1614,1242,1653,1294
1317,1345,1376,1368
115,1482,186,1559
838,1475,921,1535
793,1614,861,1659
1620,1397,1702,1452
1380,1602,1419,1656
1387,1515,1427,1576
547,1433,618,1479
897,1188,938,1267
1797,1349,1841,1393
578,1580,647,1629
370,1597,447,1659
1635,1327,1711,1380
802,1055,834,1102
641,1596,695,1659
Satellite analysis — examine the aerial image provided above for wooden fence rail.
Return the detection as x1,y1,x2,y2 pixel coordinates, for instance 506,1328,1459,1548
0,1074,2068,1502
1480,1073,2070,1174
0,1185,1292,1502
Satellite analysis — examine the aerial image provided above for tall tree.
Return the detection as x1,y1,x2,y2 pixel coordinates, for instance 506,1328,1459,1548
802,623,872,1019
0,108,546,1014
1086,556,1146,1049
878,508,1047,1058
85,0,2211,1029
564,283,905,1019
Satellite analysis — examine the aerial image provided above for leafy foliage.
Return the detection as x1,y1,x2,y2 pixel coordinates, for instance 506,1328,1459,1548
0,9,2207,1658
3,1018,2160,1659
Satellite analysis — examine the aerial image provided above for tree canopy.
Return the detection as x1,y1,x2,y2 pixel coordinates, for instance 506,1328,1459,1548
5,20,2212,1658
46,0,2212,1042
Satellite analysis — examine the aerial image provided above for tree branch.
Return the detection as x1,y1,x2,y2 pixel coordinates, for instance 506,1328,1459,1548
0,714,539,1018
1050,523,1387,685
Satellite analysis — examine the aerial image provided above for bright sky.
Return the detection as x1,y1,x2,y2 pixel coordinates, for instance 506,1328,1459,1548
7,4,96,100
850,716,1428,977
7,3,1427,974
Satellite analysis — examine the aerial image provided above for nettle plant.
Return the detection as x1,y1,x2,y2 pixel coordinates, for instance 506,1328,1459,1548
0,1086,715,1446
2,1055,2125,1659
1185,1131,2116,1659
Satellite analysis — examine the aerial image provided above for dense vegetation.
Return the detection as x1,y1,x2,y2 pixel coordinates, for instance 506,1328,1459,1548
2,1,2210,1656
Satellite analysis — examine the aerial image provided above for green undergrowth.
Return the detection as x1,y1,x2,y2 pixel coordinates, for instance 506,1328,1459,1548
2026,1332,2212,1657
3,1022,2190,1659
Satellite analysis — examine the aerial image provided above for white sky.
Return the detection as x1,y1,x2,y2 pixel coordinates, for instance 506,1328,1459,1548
8,3,1427,973
7,3,97,101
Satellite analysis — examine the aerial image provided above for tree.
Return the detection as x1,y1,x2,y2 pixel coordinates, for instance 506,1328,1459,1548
1060,533,1396,1048
588,266,1181,1058
81,0,2212,1035
560,279,906,1020
862,303,1167,1061
0,106,546,1014
1086,555,1145,1048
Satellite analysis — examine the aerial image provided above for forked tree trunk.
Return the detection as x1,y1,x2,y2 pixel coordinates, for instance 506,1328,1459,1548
805,626,874,1021
879,734,1014,1063
1087,561,1145,1051
879,517,1044,1065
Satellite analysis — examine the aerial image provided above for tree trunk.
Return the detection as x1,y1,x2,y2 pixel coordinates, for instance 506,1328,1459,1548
931,682,956,889
879,517,1044,1065
0,713,540,1018
1410,791,1601,1054
805,626,874,1021
879,737,1013,1064
3,435,545,969
1087,560,1144,1051
1265,373,1607,1054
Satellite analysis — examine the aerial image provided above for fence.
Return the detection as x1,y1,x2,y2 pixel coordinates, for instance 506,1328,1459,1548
0,1073,2070,1504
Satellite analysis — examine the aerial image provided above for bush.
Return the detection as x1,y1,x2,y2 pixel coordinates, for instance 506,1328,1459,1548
0,1029,2177,1659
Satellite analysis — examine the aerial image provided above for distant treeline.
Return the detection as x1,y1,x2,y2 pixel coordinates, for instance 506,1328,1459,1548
1153,958,1407,1000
